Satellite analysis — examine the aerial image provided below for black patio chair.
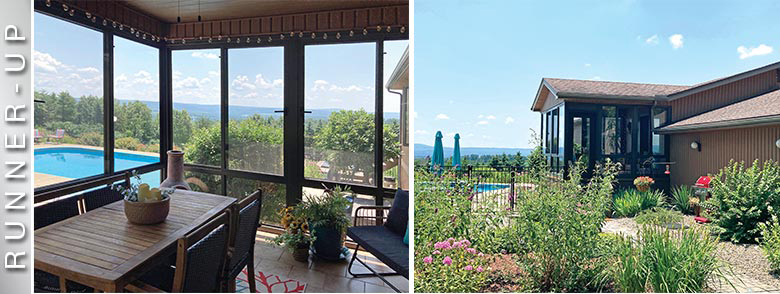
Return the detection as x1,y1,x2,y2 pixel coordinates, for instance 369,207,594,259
126,210,232,293
223,189,263,292
81,172,131,211
346,189,409,292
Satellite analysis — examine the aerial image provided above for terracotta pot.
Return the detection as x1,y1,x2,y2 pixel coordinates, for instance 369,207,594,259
160,150,190,190
292,245,309,262
636,185,650,192
124,197,170,225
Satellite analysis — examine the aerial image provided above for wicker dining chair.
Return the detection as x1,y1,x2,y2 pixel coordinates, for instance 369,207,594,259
126,210,232,293
33,195,93,293
223,189,263,292
81,172,131,212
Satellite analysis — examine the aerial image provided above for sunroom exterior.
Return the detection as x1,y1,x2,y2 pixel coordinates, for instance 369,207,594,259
532,62,780,189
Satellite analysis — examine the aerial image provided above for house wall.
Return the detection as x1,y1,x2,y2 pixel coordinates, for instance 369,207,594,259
670,70,779,121
669,124,780,186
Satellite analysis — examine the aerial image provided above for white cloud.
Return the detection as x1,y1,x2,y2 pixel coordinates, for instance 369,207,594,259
477,120,489,125
33,50,62,73
311,79,365,92
435,113,450,120
669,34,684,49
255,74,284,89
590,76,602,80
584,63,591,67
737,44,773,59
645,34,659,45
191,51,219,59
477,114,484,118
446,132,456,137
505,116,515,124
77,67,99,73
486,115,496,120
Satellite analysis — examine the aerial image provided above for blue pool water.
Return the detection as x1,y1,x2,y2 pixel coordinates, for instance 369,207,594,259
35,147,161,185
477,183,510,192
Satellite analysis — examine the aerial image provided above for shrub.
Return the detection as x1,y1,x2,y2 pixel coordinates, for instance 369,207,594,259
612,189,664,218
115,137,142,151
414,238,490,293
670,185,693,214
635,208,684,226
707,159,780,243
78,132,103,147
759,215,780,272
511,160,620,292
605,226,730,292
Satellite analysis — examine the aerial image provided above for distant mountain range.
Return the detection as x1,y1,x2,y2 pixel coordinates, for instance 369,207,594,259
414,144,533,158
124,100,399,121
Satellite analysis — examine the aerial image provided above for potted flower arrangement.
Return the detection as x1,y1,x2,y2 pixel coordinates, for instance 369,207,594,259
298,186,354,261
273,206,314,262
113,171,173,225
633,176,655,192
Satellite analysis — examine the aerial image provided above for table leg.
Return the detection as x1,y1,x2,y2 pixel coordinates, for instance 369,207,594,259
59,277,67,293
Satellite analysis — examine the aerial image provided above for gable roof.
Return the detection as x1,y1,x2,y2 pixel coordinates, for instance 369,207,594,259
656,89,780,133
531,61,780,112
531,78,689,111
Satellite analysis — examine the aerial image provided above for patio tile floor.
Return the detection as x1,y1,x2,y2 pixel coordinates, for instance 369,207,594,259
247,230,408,293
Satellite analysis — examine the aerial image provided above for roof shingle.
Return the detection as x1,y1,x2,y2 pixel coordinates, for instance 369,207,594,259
544,78,690,98
659,89,780,131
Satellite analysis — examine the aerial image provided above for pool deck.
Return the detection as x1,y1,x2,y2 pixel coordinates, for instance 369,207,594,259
34,143,160,188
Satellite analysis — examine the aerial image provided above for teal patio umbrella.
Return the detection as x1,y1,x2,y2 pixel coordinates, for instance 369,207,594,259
431,131,444,172
452,133,462,170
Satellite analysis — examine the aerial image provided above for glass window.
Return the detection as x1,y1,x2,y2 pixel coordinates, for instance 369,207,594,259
33,13,104,188
228,178,286,226
227,47,284,175
304,43,376,186
602,106,617,155
172,49,221,166
383,40,409,189
558,105,565,156
183,170,222,194
652,108,668,155
113,36,160,173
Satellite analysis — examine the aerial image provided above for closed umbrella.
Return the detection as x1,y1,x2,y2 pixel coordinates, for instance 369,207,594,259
453,133,462,170
431,131,444,172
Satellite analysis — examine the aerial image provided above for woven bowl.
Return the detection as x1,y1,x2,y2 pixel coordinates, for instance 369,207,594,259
124,197,170,225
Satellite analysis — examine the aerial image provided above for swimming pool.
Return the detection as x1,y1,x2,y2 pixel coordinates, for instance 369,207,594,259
35,147,161,185
476,183,510,192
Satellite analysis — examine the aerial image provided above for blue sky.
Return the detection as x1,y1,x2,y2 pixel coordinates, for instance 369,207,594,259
35,12,408,113
415,0,780,148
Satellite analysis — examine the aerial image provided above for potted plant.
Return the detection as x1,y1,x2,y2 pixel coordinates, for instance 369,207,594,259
273,206,314,262
633,176,655,192
113,171,173,225
299,186,353,261
689,197,701,216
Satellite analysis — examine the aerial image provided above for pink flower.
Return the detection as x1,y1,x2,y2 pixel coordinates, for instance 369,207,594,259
434,241,452,250
461,239,472,247
452,241,462,248
423,256,433,264
464,265,474,271
442,256,452,265
466,248,477,254
477,266,484,272
478,252,484,257
447,237,455,243
433,250,441,255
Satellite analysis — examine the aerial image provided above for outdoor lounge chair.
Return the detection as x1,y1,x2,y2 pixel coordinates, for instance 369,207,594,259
222,189,263,292
126,210,232,293
346,189,409,293
48,128,64,143
34,129,44,143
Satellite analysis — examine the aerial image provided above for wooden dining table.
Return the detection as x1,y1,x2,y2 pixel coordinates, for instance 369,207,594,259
34,189,237,292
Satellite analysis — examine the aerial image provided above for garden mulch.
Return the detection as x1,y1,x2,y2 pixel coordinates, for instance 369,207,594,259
602,215,780,293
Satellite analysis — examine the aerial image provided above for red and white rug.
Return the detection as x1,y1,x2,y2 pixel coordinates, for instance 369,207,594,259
235,268,307,293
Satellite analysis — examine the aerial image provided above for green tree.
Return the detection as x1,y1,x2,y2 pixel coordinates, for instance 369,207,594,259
114,100,156,143
76,95,103,125
172,109,193,146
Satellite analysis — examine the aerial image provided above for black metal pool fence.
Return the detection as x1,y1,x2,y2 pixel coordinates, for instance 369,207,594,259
414,164,563,210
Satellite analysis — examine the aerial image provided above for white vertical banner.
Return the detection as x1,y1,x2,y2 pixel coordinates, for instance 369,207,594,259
0,0,32,293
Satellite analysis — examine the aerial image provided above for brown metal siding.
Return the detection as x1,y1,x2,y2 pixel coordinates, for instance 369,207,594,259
669,124,780,186
670,71,779,121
